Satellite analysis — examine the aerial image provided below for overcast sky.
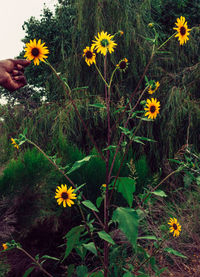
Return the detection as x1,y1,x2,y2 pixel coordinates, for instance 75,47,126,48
0,0,57,60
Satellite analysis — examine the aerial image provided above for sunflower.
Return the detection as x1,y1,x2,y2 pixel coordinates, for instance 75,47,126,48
144,98,160,119
11,138,19,149
2,243,8,250
116,58,128,72
92,31,117,56
24,39,49,65
173,16,191,45
55,184,77,208
148,81,160,94
83,46,96,66
168,217,181,237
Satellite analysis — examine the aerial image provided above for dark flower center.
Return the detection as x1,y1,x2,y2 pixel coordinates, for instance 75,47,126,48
61,192,68,200
150,105,156,113
180,26,186,36
86,51,93,59
101,39,109,47
173,223,177,230
119,61,127,70
31,48,40,57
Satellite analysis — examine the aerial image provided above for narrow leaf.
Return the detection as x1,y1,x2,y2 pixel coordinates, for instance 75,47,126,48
97,231,115,245
151,190,167,197
82,200,99,212
41,255,59,261
89,104,106,109
23,267,34,277
138,235,158,240
164,247,187,258
67,155,94,175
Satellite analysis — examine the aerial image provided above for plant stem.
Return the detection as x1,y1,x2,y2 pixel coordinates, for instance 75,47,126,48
94,63,109,87
104,54,109,277
17,246,53,277
156,32,176,51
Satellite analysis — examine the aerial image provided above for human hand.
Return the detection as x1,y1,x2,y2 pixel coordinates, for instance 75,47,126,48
0,59,31,92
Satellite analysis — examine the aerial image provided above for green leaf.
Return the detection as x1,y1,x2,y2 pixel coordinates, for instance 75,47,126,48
67,155,94,175
74,183,86,193
96,196,103,208
63,225,85,261
83,242,97,256
133,136,156,143
168,158,182,164
136,116,153,121
89,271,104,277
76,265,88,277
151,190,167,197
112,207,138,248
89,104,106,109
23,267,34,277
23,128,28,136
82,200,99,212
123,272,135,277
119,126,133,136
138,235,158,240
97,231,115,245
113,177,136,207
103,145,117,151
41,255,59,261
164,247,187,259
67,264,75,277
71,86,89,91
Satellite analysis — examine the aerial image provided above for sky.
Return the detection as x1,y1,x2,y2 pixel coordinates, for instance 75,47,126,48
0,0,58,60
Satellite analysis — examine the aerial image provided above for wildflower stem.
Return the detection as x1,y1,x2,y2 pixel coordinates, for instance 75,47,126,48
156,32,176,51
78,205,104,266
108,86,148,189
17,246,53,277
45,60,105,161
133,236,168,274
104,54,110,277
94,63,109,87
139,169,180,206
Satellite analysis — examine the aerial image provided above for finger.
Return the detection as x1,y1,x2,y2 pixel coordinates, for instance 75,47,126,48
12,70,23,76
13,75,26,83
13,59,31,68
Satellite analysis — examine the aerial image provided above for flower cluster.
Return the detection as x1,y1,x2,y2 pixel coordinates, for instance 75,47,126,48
11,138,19,149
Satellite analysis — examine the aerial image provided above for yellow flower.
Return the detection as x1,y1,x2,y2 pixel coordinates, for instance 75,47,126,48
92,31,117,56
144,98,160,119
102,184,107,188
24,39,49,65
83,46,96,66
11,138,19,149
173,16,191,45
119,30,124,36
116,58,128,72
55,184,77,208
148,81,160,94
2,243,8,250
168,217,181,237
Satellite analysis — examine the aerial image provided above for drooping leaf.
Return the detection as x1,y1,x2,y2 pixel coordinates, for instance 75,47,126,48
97,231,115,245
82,200,99,212
113,177,136,207
41,255,59,261
138,235,158,240
67,155,94,175
164,247,187,259
83,242,97,256
63,225,85,261
151,190,167,197
112,207,138,248
23,267,34,277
